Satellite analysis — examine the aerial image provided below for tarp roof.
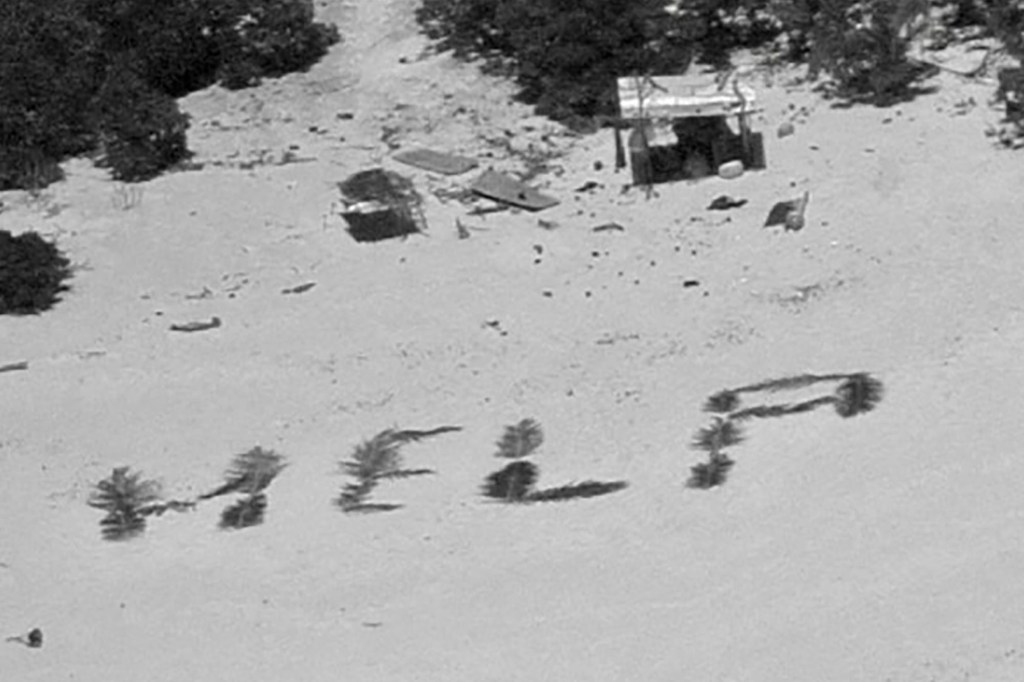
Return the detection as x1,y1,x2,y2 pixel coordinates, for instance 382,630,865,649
617,75,757,121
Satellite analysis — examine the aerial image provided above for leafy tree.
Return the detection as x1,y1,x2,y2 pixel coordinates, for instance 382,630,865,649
89,58,192,182
0,0,340,190
215,0,341,89
671,0,780,66
799,0,931,100
418,0,693,122
0,0,105,188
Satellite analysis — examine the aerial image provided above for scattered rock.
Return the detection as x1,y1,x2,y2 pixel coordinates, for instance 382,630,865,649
718,160,744,180
282,282,316,295
592,222,625,233
707,195,747,211
5,628,41,649
777,121,795,138
170,317,222,333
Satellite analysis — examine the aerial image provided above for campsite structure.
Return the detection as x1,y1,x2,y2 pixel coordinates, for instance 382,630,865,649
616,74,766,185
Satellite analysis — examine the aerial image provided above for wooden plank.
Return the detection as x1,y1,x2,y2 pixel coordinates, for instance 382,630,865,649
393,149,478,175
470,170,559,211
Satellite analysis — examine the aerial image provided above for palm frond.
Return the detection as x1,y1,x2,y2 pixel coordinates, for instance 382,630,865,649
338,501,404,514
495,419,544,459
732,372,848,395
99,510,147,541
201,447,287,499
686,454,735,489
482,460,538,501
527,480,628,502
691,417,744,454
374,467,436,480
703,390,740,413
89,467,162,515
833,373,884,418
337,476,379,511
343,431,404,480
730,395,837,421
219,494,268,530
389,425,462,444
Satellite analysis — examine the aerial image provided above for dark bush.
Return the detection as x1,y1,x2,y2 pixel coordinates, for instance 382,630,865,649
89,58,192,182
0,149,65,196
672,0,780,66
214,0,341,89
0,0,105,189
799,0,931,100
0,0,340,190
416,0,510,58
0,231,73,315
81,0,224,96
417,0,694,123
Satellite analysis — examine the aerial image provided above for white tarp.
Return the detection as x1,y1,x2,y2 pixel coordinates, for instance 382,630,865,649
617,75,757,121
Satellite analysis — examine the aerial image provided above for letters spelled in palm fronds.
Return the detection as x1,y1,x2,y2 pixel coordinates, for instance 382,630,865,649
89,467,162,541
494,418,544,459
482,460,539,502
686,454,735,489
703,390,740,414
526,480,628,503
833,373,884,418
337,426,459,512
0,230,73,315
691,417,745,455
729,395,838,421
730,372,850,396
200,446,287,500
219,493,268,530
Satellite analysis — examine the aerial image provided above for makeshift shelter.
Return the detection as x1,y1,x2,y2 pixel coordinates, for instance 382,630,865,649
616,74,766,185
337,169,426,242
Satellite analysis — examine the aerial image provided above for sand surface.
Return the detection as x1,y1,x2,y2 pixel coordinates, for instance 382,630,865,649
3,1,1024,680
